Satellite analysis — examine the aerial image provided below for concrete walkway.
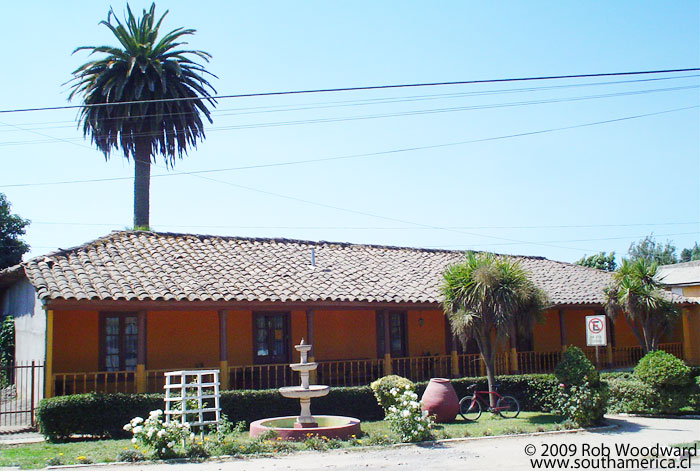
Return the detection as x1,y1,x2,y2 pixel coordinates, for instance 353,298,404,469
0,428,43,446
100,415,699,471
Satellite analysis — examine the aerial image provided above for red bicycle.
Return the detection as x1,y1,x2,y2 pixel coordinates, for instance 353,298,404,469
458,384,520,420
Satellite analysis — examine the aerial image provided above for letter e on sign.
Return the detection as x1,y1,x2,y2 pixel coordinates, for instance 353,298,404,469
585,315,607,346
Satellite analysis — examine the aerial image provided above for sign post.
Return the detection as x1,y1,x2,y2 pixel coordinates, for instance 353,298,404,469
585,315,607,369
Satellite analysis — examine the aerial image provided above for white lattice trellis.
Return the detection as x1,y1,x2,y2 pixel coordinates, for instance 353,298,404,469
163,370,221,431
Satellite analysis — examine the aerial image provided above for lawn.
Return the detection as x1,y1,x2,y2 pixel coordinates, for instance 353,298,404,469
0,412,566,469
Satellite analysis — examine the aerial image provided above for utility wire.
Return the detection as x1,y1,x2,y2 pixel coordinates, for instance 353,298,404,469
2,73,697,130
0,83,696,145
1,104,696,188
0,67,698,115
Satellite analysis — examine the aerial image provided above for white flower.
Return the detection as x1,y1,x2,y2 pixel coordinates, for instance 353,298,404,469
132,417,144,425
390,388,397,395
190,433,195,439
131,437,137,443
401,410,410,418
123,424,132,431
161,448,166,454
132,426,143,434
157,429,166,438
167,441,175,448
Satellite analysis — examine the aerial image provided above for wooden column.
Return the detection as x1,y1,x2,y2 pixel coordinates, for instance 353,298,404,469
509,337,519,374
558,309,566,351
218,310,229,390
682,308,698,364
306,309,316,383
136,311,147,393
382,310,392,375
450,334,460,378
44,310,54,399
605,314,614,367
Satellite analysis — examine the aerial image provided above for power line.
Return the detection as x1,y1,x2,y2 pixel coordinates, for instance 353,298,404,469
2,73,698,130
1,67,698,115
1,104,696,188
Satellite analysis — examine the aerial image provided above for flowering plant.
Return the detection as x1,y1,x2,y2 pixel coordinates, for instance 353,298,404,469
124,410,193,459
385,385,434,442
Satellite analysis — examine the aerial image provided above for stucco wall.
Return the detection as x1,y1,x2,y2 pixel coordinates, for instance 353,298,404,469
1,278,45,363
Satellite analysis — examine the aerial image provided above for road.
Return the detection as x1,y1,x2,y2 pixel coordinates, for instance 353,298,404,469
99,415,700,471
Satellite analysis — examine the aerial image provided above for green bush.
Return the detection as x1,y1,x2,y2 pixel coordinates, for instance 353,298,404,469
369,375,414,412
36,393,162,441
555,381,608,427
554,346,598,386
634,350,691,388
607,377,695,414
37,385,384,441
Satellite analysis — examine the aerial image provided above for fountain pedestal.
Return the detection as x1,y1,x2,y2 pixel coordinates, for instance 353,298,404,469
249,339,360,440
279,340,329,428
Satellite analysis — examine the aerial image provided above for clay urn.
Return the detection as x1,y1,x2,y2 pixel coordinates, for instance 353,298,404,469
420,378,459,423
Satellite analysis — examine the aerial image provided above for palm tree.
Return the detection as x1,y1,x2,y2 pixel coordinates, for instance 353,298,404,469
441,252,548,406
604,258,679,353
68,3,216,229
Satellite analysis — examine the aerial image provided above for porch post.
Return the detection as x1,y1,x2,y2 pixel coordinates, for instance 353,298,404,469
450,334,460,378
509,339,519,374
558,309,566,351
44,309,54,398
605,314,614,367
382,310,392,375
682,307,699,365
218,310,229,390
136,311,147,393
306,309,316,383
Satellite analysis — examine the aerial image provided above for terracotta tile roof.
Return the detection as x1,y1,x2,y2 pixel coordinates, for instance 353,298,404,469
2,231,691,306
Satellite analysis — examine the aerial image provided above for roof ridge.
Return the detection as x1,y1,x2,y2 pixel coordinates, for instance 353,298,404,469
94,229,551,261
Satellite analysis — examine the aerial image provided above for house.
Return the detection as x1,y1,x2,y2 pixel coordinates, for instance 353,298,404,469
657,260,700,363
0,231,697,401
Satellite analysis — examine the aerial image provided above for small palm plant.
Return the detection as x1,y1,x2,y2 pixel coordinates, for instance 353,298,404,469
68,3,217,229
441,252,547,406
604,258,679,353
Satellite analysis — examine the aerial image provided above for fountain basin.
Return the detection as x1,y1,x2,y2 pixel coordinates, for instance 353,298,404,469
249,415,361,440
279,385,330,398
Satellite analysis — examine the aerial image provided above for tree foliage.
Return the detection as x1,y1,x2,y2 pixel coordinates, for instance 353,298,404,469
627,235,677,265
441,252,548,405
67,3,216,228
680,243,700,263
0,193,30,269
604,258,679,353
575,251,616,271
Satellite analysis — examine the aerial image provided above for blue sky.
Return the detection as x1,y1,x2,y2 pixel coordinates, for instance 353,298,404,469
1,1,698,263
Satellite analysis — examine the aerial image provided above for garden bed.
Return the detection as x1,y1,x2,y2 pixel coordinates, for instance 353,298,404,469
0,412,566,469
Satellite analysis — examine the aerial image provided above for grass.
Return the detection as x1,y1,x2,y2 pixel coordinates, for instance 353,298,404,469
0,412,565,469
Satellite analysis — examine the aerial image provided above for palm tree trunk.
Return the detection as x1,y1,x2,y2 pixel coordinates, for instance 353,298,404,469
133,139,151,229
476,332,497,408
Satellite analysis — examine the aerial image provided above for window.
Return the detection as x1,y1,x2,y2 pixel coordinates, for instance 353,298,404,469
376,311,407,357
253,312,289,364
100,313,138,371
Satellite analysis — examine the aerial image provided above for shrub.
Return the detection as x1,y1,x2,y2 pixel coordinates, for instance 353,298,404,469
36,393,162,441
634,350,691,388
370,375,415,412
124,409,192,459
554,381,608,427
606,376,694,415
554,346,598,386
448,374,559,412
385,386,434,442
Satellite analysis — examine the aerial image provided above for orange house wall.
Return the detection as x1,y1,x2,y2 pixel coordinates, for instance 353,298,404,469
227,310,253,365
532,309,562,351
147,310,219,369
407,310,446,356
313,310,376,360
53,310,99,373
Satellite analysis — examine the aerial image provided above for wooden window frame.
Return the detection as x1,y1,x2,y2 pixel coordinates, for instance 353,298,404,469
252,311,291,364
376,310,408,357
99,312,139,372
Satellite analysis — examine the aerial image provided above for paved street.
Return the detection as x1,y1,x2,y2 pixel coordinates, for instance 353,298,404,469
102,415,699,471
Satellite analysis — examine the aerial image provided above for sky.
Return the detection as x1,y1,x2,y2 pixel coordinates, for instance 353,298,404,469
1,1,698,264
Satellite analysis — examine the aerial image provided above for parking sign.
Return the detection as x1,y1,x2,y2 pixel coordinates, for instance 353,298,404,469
586,315,607,346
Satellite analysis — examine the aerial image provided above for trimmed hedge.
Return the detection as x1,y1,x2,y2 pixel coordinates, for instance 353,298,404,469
37,386,384,441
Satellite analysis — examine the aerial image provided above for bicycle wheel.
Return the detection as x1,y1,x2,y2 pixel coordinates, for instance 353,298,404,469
459,396,482,421
496,396,520,418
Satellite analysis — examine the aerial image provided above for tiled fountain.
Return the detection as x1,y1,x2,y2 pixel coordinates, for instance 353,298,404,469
249,339,361,440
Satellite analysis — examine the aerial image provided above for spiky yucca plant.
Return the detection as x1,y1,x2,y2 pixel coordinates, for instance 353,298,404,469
68,3,216,228
441,252,548,406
